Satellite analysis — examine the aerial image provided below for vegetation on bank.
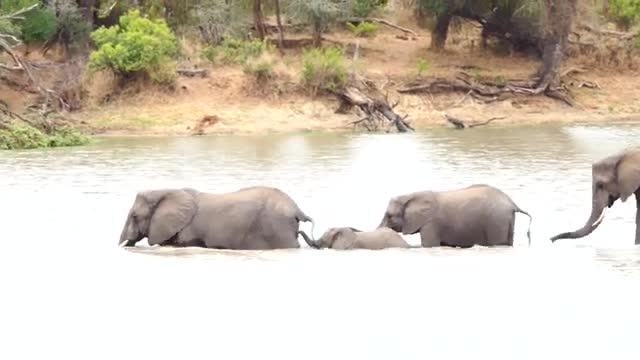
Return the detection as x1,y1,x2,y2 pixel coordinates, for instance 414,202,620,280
0,1,639,146
0,123,89,150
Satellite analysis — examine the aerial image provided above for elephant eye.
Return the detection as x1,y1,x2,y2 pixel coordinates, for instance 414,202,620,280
596,182,604,189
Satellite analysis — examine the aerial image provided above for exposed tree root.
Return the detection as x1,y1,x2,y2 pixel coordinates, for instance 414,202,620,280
445,114,505,129
397,71,578,106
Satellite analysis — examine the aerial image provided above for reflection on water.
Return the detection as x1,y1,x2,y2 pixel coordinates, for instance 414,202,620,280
2,122,640,359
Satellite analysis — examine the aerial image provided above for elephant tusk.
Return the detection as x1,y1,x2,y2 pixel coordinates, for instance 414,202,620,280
119,240,128,248
592,207,608,228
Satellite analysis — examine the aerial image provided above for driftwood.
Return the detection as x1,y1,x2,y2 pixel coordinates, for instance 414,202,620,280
445,114,505,129
398,71,575,106
177,68,209,78
346,17,418,37
335,86,413,133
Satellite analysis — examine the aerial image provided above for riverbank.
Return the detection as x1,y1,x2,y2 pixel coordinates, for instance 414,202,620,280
3,25,640,137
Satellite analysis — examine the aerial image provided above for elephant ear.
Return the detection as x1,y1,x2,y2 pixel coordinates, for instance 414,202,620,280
145,190,197,246
402,195,434,235
616,150,640,202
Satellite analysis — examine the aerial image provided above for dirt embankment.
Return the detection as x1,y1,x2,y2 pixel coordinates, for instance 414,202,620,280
2,23,640,136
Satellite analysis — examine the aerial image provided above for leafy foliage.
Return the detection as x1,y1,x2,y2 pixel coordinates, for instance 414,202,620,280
415,58,431,77
20,6,57,43
54,0,91,52
202,39,269,64
609,0,640,30
346,21,378,37
287,0,350,42
301,47,348,95
0,124,89,150
89,9,178,84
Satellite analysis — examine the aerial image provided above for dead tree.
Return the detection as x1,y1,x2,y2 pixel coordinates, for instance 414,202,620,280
335,86,414,133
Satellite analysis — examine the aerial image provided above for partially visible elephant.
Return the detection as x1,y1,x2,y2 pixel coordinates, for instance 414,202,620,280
551,148,640,244
119,186,315,250
299,227,411,250
378,184,532,248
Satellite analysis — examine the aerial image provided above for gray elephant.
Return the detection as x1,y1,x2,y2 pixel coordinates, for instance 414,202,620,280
299,227,411,250
119,186,315,250
551,148,640,244
377,184,532,248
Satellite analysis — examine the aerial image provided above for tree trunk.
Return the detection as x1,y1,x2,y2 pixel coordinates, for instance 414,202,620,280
536,0,577,91
274,0,285,52
430,14,451,50
312,18,322,47
253,0,265,40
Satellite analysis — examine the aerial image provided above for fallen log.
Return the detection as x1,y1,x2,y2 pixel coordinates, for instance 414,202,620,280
345,17,418,37
177,68,209,78
398,71,576,106
335,86,413,133
445,114,505,129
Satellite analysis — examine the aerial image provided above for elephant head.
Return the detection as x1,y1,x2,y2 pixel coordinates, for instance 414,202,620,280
551,149,640,241
299,227,361,249
378,193,435,235
119,189,197,247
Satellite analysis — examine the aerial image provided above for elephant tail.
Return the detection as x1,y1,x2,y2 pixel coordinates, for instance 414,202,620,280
515,208,533,247
296,210,316,241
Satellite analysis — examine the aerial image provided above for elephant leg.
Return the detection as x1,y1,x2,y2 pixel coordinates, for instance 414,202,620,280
419,224,440,248
635,190,640,245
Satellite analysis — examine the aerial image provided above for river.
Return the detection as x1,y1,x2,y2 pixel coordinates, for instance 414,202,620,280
1,123,640,359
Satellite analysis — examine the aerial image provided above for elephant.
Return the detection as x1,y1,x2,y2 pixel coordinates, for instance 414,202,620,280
377,184,532,248
119,186,315,250
551,148,640,244
298,227,412,250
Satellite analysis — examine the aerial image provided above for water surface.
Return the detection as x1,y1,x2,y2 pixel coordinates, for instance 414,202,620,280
1,122,640,359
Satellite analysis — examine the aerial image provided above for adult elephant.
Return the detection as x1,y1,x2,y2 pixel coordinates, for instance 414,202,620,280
119,186,315,250
377,184,532,248
551,148,640,244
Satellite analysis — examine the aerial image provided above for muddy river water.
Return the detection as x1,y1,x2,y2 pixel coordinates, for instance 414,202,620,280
2,123,640,359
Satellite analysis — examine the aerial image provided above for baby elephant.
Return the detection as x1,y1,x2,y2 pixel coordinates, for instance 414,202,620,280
300,227,411,250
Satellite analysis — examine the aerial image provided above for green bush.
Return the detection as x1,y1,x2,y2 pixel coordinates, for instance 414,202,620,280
20,6,57,43
609,0,640,30
89,9,178,84
201,46,219,63
201,39,269,64
346,21,378,37
351,0,388,17
415,58,431,77
301,47,347,95
0,124,89,150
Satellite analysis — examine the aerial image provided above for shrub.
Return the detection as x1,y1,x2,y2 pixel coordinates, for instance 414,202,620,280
346,21,378,37
243,57,275,84
609,0,640,30
201,39,268,64
0,123,89,150
89,9,178,84
20,6,57,43
301,47,347,95
415,58,431,77
54,0,91,52
201,46,219,63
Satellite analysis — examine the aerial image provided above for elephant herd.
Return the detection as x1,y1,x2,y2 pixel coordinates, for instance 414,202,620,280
119,148,640,250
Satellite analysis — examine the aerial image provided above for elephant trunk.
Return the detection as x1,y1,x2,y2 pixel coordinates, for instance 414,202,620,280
119,214,132,247
298,230,320,249
551,185,609,241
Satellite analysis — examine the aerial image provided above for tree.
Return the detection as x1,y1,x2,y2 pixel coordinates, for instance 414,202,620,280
253,0,265,40
287,0,348,47
534,0,577,94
